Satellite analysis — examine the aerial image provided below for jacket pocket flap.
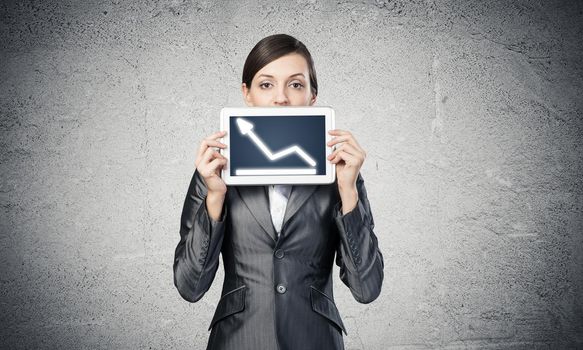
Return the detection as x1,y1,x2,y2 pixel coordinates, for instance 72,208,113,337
208,285,246,331
310,286,347,335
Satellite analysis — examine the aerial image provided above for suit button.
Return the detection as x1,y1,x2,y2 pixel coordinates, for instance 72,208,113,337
274,249,285,259
276,284,287,294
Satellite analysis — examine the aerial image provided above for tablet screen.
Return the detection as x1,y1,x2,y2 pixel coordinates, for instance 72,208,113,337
229,115,326,177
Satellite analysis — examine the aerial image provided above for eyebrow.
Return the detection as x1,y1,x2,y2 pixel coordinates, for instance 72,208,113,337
257,73,306,79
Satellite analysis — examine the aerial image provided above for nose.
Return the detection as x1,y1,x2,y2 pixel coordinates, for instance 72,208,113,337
273,86,289,106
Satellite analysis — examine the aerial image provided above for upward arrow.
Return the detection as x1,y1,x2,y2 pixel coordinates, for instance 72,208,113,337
236,118,317,167
237,118,254,135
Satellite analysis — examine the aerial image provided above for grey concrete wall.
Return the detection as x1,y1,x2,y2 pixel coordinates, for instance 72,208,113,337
1,0,582,349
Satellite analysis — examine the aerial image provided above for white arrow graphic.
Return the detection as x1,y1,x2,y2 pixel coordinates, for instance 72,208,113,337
236,118,317,167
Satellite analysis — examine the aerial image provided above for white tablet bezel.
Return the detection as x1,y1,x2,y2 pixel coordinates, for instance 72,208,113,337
219,106,336,185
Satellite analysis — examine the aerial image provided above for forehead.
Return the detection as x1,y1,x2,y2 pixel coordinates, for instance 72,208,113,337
254,53,309,79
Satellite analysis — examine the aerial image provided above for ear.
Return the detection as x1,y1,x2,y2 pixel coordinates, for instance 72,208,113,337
309,93,317,106
242,83,253,107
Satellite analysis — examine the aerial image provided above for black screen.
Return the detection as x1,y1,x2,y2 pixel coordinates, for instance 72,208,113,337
229,115,326,176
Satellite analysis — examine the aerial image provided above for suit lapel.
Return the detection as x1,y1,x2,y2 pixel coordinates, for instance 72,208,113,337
280,184,319,234
236,185,277,242
236,184,320,242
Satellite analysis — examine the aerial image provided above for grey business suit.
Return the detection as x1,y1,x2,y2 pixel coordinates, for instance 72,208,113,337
173,168,384,350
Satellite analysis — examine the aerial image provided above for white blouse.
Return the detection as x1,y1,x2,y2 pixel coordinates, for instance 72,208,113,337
268,184,292,238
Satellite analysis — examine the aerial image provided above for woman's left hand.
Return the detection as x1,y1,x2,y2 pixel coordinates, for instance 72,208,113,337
327,129,366,191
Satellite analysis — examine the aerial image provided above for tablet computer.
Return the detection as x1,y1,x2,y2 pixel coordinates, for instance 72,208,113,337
219,106,336,185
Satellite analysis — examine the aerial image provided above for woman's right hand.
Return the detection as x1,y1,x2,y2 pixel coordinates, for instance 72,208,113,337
195,130,228,196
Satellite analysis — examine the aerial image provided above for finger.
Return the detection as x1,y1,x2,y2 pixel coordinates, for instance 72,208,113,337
207,157,227,174
330,150,357,165
197,140,210,164
205,140,228,149
205,130,227,140
198,138,227,157
327,135,351,147
200,153,227,176
327,143,348,160
329,149,347,163
330,143,363,161
328,131,365,154
198,131,227,160
327,143,360,161
328,129,350,135
337,142,361,157
211,148,227,161
200,147,222,166
208,150,227,163
327,136,362,154
327,143,344,160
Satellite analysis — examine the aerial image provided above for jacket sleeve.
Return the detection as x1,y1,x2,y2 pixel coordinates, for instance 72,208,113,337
333,172,384,304
173,168,227,302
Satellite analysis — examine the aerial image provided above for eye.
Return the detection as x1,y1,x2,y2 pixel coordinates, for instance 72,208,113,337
259,82,273,89
290,82,304,89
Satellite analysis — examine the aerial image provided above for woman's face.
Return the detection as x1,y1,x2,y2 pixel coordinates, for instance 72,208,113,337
242,53,316,107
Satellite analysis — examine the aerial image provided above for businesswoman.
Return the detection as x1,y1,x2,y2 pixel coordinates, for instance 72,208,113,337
174,34,384,350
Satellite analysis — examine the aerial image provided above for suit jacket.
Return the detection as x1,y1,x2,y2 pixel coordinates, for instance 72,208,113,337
173,168,384,350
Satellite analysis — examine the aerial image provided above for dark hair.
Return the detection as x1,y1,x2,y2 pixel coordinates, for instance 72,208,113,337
242,34,318,97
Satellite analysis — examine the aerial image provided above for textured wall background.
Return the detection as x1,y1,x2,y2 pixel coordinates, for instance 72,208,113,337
1,0,582,349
